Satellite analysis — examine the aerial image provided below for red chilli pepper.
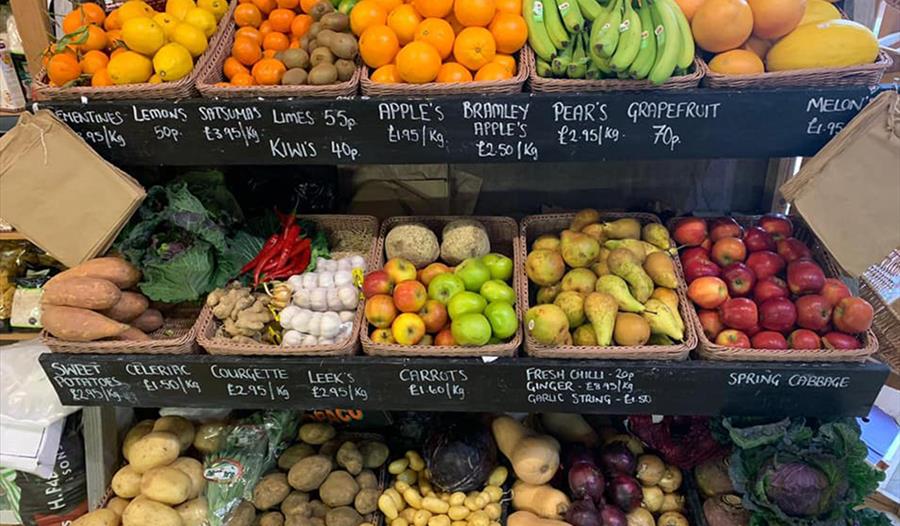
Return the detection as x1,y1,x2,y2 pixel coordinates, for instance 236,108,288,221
240,233,280,274
253,238,286,286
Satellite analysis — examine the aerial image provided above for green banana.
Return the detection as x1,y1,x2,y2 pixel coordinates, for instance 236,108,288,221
661,0,694,70
576,0,603,20
552,37,575,76
524,0,558,61
536,57,554,77
628,2,655,79
610,0,641,71
557,0,585,34
543,0,571,50
648,0,679,85
585,63,600,78
568,32,588,78
588,29,614,73
593,0,623,58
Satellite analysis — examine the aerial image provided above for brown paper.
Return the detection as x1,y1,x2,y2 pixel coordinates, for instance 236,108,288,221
0,110,145,267
780,91,900,278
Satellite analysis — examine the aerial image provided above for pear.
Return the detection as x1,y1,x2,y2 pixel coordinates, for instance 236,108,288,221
650,287,685,334
642,223,672,250
561,232,600,268
571,209,601,232
584,292,618,346
525,305,570,345
526,249,565,286
603,218,641,240
590,248,611,276
554,291,585,328
642,299,684,341
561,268,597,294
613,312,651,346
582,223,607,243
535,283,563,304
572,324,597,346
532,234,560,252
560,331,574,345
607,248,654,303
604,239,662,262
643,252,679,289
649,333,675,345
595,275,645,313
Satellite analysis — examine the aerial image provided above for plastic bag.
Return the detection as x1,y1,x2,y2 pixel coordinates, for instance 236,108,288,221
0,340,81,428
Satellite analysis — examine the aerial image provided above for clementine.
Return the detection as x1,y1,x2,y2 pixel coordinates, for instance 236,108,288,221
224,55,251,78
80,49,109,74
452,26,494,69
80,3,106,25
263,31,290,50
236,26,263,45
47,53,82,86
79,24,108,51
104,9,122,30
252,0,277,14
62,10,86,34
374,0,404,12
300,0,323,12
411,0,453,18
268,8,295,32
370,63,402,82
277,0,299,8
359,24,400,67
453,0,495,27
350,0,388,35
259,20,274,34
232,35,263,65
291,14,313,36
91,67,113,86
252,57,286,83
414,17,454,58
396,40,441,82
435,61,472,81
231,71,256,84
387,4,422,44
234,3,264,27
445,12,465,33
105,29,123,49
488,12,526,53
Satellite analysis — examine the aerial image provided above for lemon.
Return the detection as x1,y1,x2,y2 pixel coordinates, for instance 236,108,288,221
170,22,208,57
166,0,196,19
149,73,163,83
153,13,180,37
122,17,166,55
108,51,153,84
118,1,155,22
197,0,228,21
153,43,194,81
182,7,217,37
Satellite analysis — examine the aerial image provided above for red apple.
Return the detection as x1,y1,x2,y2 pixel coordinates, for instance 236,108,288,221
672,217,708,247
795,295,833,331
753,276,789,304
711,238,747,267
698,309,725,340
384,257,418,284
743,226,776,253
418,262,452,286
683,257,722,283
751,331,788,349
721,262,756,297
362,270,393,299
719,298,758,331
776,237,812,263
822,331,861,350
688,276,729,309
787,259,826,295
758,214,793,240
788,329,821,349
758,297,797,333
833,297,874,333
365,294,399,329
418,299,449,334
701,238,712,251
745,251,786,280
709,217,744,242
820,278,851,307
745,323,761,337
435,326,456,346
716,329,751,348
393,280,427,313
680,246,711,266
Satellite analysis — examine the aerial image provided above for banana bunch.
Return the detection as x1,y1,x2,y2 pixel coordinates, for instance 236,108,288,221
527,0,694,84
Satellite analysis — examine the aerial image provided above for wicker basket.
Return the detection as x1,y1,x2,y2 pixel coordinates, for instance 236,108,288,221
524,46,706,92
360,216,522,357
42,305,201,354
33,0,236,101
670,215,880,362
359,50,528,96
861,249,900,373
196,23,361,98
198,215,379,356
519,212,697,360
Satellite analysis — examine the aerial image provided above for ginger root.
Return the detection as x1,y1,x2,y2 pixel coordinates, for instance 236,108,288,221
208,285,273,340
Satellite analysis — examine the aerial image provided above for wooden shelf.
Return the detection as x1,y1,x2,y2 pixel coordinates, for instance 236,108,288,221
0,231,27,241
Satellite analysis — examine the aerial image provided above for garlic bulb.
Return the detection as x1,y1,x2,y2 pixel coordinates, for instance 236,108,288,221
301,272,318,290
287,275,304,290
337,258,353,271
317,257,336,272
290,309,313,333
336,321,354,342
302,334,319,345
334,270,353,287
339,310,356,323
338,286,359,310
280,305,301,328
309,288,328,312
306,312,323,336
293,290,311,309
326,288,343,311
318,337,335,345
282,330,304,346
319,312,341,338
350,255,366,271
317,272,334,288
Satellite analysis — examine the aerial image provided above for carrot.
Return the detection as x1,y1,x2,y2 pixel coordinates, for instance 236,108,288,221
42,277,121,310
101,291,150,322
42,305,130,341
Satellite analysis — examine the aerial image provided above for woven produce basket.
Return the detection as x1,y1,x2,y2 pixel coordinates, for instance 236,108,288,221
669,215,880,362
519,212,697,360
861,249,900,373
33,0,236,100
198,215,378,356
524,46,706,92
703,50,892,88
359,50,528,96
196,22,361,98
42,305,201,354
360,216,522,357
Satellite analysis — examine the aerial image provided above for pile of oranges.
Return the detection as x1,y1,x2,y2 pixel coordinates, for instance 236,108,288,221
45,0,225,87
350,0,527,83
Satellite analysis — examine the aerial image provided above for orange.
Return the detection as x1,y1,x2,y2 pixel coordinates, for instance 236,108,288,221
277,0,299,8
62,10,87,34
370,63,402,82
91,67,113,85
79,49,109,74
236,26,263,45
387,4,422,44
259,20,274,34
300,0,323,12
252,57,286,84
494,0,519,14
47,53,82,86
452,26,494,69
359,24,399,67
263,48,279,57
445,12,464,33
234,3,264,27
491,52,515,73
104,9,122,30
436,61,472,81
263,31,290,50
252,0,277,14
80,3,106,25
414,17,453,58
708,48,764,74
474,61,510,79
488,12,526,53
350,0,387,35
395,40,441,82
375,0,404,12
79,24,108,51
224,55,251,78
411,0,452,18
291,14,313,37
673,0,704,21
268,8,295,32
231,71,256,84
232,35,263,65
453,0,495,27
691,0,753,52
747,0,805,39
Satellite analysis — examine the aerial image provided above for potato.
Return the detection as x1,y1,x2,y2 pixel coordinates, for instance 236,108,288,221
281,491,311,516
122,496,183,526
42,305,129,341
112,465,142,498
308,500,329,518
42,276,122,310
101,292,149,322
257,512,286,526
319,471,359,507
170,457,205,499
128,432,181,473
131,309,164,333
358,442,389,469
287,517,324,526
355,470,377,490
51,257,140,289
326,506,363,526
319,439,341,458
288,455,333,491
123,420,155,461
299,423,336,445
354,489,379,515
227,500,257,526
73,509,120,526
153,416,195,453
176,497,207,526
140,466,192,505
254,473,292,510
336,442,363,475
107,497,131,516
279,444,315,470
193,422,226,455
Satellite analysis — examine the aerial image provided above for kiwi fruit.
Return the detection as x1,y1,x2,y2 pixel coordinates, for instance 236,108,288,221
308,63,338,85
328,33,358,59
317,29,337,47
335,59,355,81
310,1,334,20
309,22,322,37
282,68,308,85
307,38,318,50
281,48,310,69
299,35,311,50
310,47,335,66
320,12,349,32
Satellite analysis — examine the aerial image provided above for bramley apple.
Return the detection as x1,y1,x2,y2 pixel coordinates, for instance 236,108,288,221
719,298,758,331
758,297,797,333
455,257,492,292
722,263,755,297
795,294,832,332
787,259,825,295
751,331,788,350
743,226,776,253
758,214,793,240
753,276,789,304
820,278,851,306
709,217,743,242
673,217,708,246
746,251,785,280
481,253,514,281
776,237,812,263
452,313,492,346
711,237,747,267
485,301,518,339
833,297,874,333
447,291,487,320
788,329,821,349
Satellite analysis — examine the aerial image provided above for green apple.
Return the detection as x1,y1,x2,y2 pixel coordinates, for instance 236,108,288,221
427,273,466,305
485,301,518,339
455,258,491,292
481,253,514,281
451,313,492,346
480,279,516,305
447,291,487,320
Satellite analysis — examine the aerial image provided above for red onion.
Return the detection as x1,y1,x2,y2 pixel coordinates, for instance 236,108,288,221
606,474,643,512
599,506,628,526
569,461,605,503
600,443,637,475
566,498,603,526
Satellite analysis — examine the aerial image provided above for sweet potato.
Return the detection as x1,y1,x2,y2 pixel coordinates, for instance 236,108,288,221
131,309,164,333
112,327,151,341
42,277,122,310
42,305,130,341
101,292,150,322
52,257,141,289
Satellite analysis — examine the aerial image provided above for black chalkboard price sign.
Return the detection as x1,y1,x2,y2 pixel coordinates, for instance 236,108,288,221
38,86,880,165
39,354,887,417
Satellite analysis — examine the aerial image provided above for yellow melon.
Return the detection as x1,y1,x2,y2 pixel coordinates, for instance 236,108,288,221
766,19,879,71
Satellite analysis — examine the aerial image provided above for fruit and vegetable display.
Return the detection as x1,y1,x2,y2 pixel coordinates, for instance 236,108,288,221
222,0,360,86
352,0,527,83
672,214,874,350
45,0,224,87
363,220,518,347
524,211,686,348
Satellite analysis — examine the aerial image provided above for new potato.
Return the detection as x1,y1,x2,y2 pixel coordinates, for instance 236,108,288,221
73,509,120,526
128,432,181,473
107,497,131,516
288,455,333,491
122,496,183,526
175,497,208,526
253,473,291,510
170,457,206,499
112,465,142,498
122,420,154,462
140,466,192,505
153,416,195,452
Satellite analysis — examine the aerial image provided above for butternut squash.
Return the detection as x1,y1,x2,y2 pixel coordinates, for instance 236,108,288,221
507,511,570,526
539,414,599,446
491,416,560,485
511,482,570,520
766,20,879,71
